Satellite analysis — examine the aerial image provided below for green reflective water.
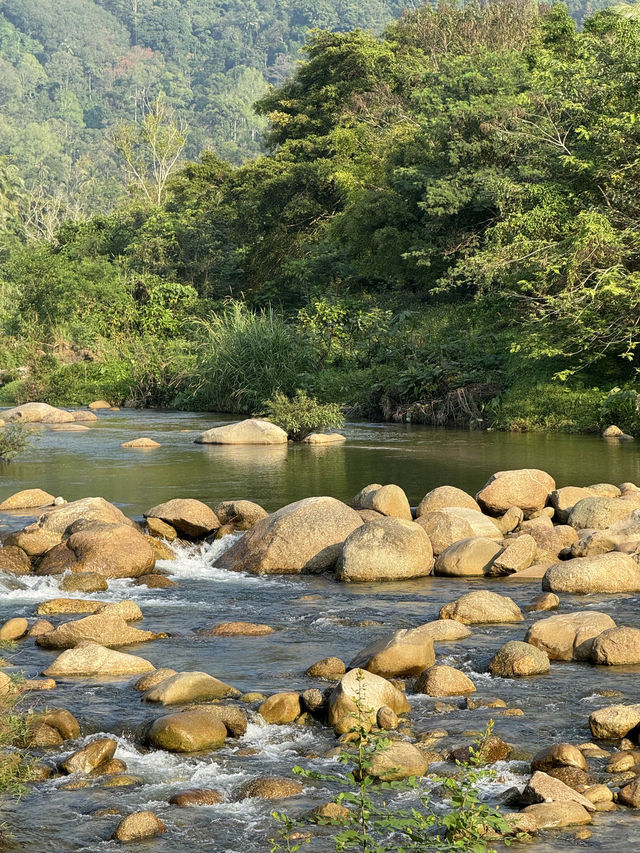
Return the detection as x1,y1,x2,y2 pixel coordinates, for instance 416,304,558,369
1,409,639,516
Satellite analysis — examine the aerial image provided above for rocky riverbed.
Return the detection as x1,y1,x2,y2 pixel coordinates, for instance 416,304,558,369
2,471,640,851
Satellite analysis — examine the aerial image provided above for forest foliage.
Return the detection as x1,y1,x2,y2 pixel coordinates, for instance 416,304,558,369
2,0,640,433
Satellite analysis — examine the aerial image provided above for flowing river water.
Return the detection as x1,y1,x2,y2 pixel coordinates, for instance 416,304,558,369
2,410,640,852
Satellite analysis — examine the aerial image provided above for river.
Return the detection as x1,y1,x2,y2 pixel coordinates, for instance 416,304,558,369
1,410,640,851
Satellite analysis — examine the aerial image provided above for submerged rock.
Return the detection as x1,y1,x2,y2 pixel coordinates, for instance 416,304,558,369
169,788,223,807
121,437,161,448
234,776,303,800
200,621,274,637
439,591,523,625
113,811,166,842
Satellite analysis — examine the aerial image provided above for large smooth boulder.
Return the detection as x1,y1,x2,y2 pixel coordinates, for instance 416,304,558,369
591,627,640,665
568,496,640,530
415,507,502,555
0,489,55,511
113,812,166,842
37,599,141,620
337,517,433,582
258,692,301,724
5,497,133,556
0,617,28,641
36,522,155,579
542,553,640,594
44,642,155,677
618,778,640,808
147,711,227,752
434,537,502,577
217,496,362,575
414,665,475,696
195,418,287,445
550,487,596,524
588,704,640,739
144,499,219,538
36,614,158,649
531,744,587,772
143,672,235,705
439,591,523,625
121,437,161,448
571,515,640,558
61,737,117,774
410,620,472,641
489,641,549,677
328,669,409,729
356,484,412,521
525,612,616,661
0,546,31,576
2,403,74,424
301,432,346,444
416,486,481,516
213,500,268,530
369,742,429,781
521,802,592,828
348,627,435,677
488,535,536,576
521,771,594,810
476,469,555,517
514,517,565,561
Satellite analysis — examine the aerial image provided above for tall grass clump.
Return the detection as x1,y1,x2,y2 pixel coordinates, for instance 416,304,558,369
190,301,314,413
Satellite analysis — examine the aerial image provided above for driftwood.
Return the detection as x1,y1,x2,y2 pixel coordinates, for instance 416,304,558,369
382,383,500,428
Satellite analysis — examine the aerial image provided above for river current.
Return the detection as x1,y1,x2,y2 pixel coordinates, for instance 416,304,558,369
2,410,640,851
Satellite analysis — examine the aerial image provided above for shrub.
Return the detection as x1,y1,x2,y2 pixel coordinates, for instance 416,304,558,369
259,390,344,441
599,387,640,435
190,302,315,413
0,424,34,462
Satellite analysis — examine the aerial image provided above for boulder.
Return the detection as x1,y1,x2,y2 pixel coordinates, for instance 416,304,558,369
524,593,559,612
571,514,640,557
0,489,55,510
542,553,640,594
488,535,536,576
302,432,346,444
43,642,155,677
6,497,134,556
121,437,161,448
369,742,429,781
146,517,177,542
525,611,616,661
337,517,433,582
258,692,301,724
328,669,410,729
603,425,624,438
348,627,435,677
36,599,141,619
60,572,108,593
521,771,594,810
169,789,223,807
113,812,166,842
0,617,28,641
521,802,592,828
202,621,274,637
415,507,502,555
414,665,475,696
591,627,640,665
413,620,472,641
39,709,80,740
451,735,510,765
306,657,346,679
61,737,117,774
144,499,219,538
618,777,640,808
36,614,158,649
439,591,523,625
217,496,362,575
531,743,587,772
589,704,640,739
195,418,288,445
377,706,399,730
182,704,247,738
569,496,640,530
234,777,303,800
550,487,596,524
2,403,74,424
489,641,549,677
88,400,111,410
213,500,268,530
546,766,592,791
476,469,555,516
147,710,227,752
72,411,97,422
494,506,524,534
434,537,502,577
134,669,178,692
416,486,481,516
0,546,31,575
356,484,412,520
515,517,564,561
143,672,235,705
28,619,54,637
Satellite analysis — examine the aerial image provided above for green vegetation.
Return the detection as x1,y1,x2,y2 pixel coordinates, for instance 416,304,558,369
2,1,640,432
271,673,518,852
260,390,344,441
0,424,34,462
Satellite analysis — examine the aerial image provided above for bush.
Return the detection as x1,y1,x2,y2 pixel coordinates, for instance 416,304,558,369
599,387,640,435
259,390,344,441
190,302,315,413
0,424,34,462
489,382,605,433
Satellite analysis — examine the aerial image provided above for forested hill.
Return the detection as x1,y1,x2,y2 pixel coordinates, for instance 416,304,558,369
0,0,616,230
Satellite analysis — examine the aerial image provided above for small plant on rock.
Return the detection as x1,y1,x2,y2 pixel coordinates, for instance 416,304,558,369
259,389,344,441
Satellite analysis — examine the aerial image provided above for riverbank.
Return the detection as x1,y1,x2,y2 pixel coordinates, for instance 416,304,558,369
2,468,640,849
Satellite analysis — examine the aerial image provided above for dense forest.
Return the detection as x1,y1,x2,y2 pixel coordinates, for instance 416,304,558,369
2,0,640,433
